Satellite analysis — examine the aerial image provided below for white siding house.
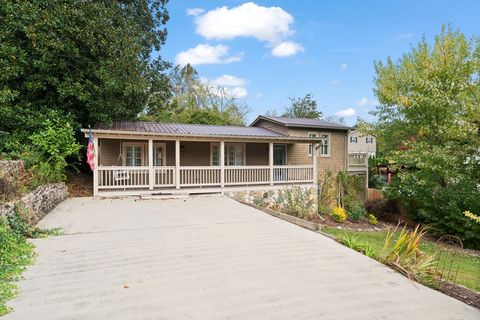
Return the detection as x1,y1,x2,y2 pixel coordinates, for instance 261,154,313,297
348,130,376,156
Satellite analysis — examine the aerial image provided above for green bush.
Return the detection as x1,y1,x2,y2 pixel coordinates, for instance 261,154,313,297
279,186,315,219
348,203,367,222
368,214,378,225
0,218,35,316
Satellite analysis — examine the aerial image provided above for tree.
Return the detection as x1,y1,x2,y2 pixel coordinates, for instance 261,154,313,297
282,93,322,119
371,26,480,248
143,64,248,125
324,115,346,125
0,0,171,144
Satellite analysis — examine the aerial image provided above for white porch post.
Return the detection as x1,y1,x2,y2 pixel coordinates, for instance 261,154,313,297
269,142,274,185
220,141,225,188
148,139,154,190
312,143,318,186
175,140,180,189
93,136,99,196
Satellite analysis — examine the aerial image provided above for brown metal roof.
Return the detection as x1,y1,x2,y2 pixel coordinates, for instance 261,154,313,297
250,115,352,130
93,121,284,137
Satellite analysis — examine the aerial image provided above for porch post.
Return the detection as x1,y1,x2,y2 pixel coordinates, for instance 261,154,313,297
175,140,180,189
148,139,154,190
269,142,274,185
312,143,318,186
220,141,225,188
93,136,99,196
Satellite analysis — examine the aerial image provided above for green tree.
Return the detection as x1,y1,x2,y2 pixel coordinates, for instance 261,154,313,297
143,64,248,125
283,93,322,119
371,26,480,248
0,0,171,143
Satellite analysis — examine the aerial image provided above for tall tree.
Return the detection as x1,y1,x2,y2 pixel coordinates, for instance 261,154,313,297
283,93,322,119
0,0,171,138
143,64,248,125
371,26,480,248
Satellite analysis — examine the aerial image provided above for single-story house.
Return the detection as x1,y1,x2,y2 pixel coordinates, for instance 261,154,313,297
81,116,368,197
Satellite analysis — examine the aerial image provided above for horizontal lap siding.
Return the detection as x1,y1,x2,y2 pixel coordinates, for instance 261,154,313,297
180,141,211,166
246,143,268,165
286,128,347,174
252,119,288,136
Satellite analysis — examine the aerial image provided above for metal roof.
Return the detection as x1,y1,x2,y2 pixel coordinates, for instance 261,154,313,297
92,121,284,137
250,115,352,130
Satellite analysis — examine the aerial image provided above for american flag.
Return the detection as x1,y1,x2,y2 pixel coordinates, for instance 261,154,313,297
86,128,95,171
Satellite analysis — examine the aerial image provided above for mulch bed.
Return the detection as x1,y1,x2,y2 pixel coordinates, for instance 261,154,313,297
310,214,393,231
65,172,92,197
437,282,480,309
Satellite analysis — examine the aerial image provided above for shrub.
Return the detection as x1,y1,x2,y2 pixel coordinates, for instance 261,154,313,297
340,233,375,258
0,178,17,202
348,203,367,222
331,207,347,222
365,199,396,218
0,218,35,316
368,214,378,225
379,225,436,282
7,207,62,239
275,186,315,219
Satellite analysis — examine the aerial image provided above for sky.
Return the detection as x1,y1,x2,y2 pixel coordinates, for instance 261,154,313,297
159,0,480,125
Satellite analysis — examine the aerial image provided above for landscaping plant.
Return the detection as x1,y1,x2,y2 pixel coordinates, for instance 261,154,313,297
331,207,347,222
368,214,378,225
347,202,367,222
340,233,375,258
280,186,315,219
379,224,436,282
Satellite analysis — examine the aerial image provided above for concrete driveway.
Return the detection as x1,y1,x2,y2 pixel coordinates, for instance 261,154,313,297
5,196,479,320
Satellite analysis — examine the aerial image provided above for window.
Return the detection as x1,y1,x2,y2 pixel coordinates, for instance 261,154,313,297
153,143,166,166
124,144,143,166
350,136,358,143
211,143,245,166
320,133,330,157
308,133,317,156
366,137,374,144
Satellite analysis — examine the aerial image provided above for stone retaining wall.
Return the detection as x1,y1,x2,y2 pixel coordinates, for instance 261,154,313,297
0,183,68,224
226,185,318,217
0,160,25,178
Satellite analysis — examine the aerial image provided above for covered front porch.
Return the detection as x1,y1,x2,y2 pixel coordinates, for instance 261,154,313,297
91,136,318,196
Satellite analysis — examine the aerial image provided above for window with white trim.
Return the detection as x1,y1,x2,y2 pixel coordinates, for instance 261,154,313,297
366,137,374,144
320,133,330,156
124,143,143,166
308,133,317,156
211,143,245,166
350,136,358,143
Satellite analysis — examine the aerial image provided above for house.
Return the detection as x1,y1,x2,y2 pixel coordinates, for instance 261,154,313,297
348,130,377,156
81,116,368,198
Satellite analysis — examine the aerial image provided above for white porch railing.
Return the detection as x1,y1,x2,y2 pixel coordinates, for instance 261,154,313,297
348,153,369,171
180,166,221,187
155,166,175,187
273,165,313,183
98,166,149,189
224,166,270,185
96,165,314,190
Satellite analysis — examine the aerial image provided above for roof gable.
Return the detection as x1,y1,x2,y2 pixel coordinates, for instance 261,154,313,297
250,115,352,131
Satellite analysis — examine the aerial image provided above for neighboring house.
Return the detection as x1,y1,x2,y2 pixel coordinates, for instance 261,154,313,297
348,130,377,156
81,116,367,197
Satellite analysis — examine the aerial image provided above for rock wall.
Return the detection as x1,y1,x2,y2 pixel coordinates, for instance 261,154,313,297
0,183,68,223
226,185,318,217
0,160,25,178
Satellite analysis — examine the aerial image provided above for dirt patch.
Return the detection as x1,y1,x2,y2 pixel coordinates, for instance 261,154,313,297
66,172,92,197
437,282,480,309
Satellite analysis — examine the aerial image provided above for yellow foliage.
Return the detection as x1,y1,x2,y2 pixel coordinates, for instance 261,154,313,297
331,207,347,222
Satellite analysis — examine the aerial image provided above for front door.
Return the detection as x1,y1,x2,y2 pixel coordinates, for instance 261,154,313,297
273,145,286,165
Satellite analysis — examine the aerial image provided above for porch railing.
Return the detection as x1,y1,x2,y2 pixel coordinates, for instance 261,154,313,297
348,153,369,171
96,165,314,190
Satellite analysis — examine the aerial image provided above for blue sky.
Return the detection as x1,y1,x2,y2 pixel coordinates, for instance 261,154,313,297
160,0,480,125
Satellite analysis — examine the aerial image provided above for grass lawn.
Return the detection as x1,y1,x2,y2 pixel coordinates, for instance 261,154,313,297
322,227,480,293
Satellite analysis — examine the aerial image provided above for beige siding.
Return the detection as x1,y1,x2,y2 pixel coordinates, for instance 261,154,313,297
286,128,347,174
246,143,269,165
252,119,288,135
99,139,122,166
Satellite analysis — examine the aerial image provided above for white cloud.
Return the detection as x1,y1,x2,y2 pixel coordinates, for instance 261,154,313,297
194,2,294,43
271,41,304,57
186,8,205,16
356,97,378,107
340,63,348,70
175,44,242,66
212,74,246,87
335,108,357,117
395,32,413,39
228,87,248,98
